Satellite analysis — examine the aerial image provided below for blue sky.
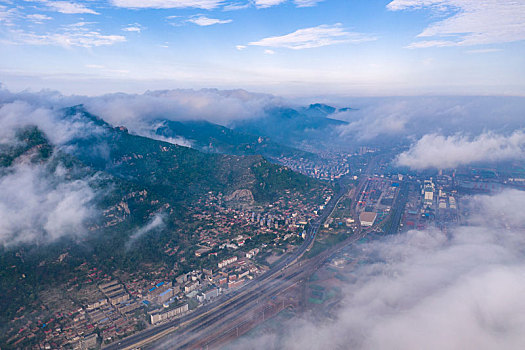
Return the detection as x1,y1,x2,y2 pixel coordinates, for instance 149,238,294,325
1,0,524,96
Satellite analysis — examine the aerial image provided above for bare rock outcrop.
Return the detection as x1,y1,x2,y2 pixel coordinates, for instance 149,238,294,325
225,189,255,204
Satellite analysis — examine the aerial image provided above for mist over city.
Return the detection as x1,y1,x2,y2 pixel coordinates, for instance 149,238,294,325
1,1,525,349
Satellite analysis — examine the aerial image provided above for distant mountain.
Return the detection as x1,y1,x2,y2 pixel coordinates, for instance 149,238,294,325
231,105,349,151
338,107,356,112
153,119,319,162
301,103,337,118
299,103,356,118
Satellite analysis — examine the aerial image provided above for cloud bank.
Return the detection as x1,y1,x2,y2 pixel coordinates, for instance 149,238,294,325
0,85,281,131
81,88,281,128
334,96,525,143
0,162,99,247
0,86,286,150
229,189,525,350
0,94,107,247
0,98,106,146
396,131,525,169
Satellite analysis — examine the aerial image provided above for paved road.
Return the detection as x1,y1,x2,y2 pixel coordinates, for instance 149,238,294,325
104,183,350,350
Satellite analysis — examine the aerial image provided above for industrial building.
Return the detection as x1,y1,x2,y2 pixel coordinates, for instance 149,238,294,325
359,211,377,227
197,288,219,303
423,180,435,207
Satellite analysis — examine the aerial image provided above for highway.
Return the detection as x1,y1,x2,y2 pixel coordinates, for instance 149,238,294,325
104,182,350,350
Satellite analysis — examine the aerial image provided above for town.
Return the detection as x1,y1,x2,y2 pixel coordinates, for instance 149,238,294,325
5,150,525,350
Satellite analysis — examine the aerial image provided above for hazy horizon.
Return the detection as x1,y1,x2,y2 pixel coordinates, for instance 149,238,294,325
2,0,525,96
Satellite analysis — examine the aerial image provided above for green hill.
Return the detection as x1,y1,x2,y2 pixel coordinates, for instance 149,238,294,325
62,108,320,203
231,106,348,150
0,106,335,346
153,119,319,163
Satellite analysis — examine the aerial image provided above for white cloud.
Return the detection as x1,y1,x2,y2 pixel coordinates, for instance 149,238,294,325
250,0,327,9
133,120,193,147
82,88,280,128
111,0,223,10
17,31,125,48
0,98,110,148
223,2,251,10
293,0,324,7
187,16,232,26
236,44,246,50
150,133,193,147
0,9,123,48
264,49,275,54
396,131,525,169
250,0,327,8
26,13,53,23
11,24,126,48
123,25,142,32
126,212,165,248
0,87,282,145
466,48,502,54
334,96,525,144
0,162,99,247
387,0,525,47
337,107,409,140
248,24,376,50
0,94,120,247
253,0,286,8
46,1,99,15
0,4,18,25
468,190,525,228
0,99,106,247
66,21,90,27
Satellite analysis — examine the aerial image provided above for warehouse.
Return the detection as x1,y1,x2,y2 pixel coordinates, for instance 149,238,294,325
359,211,377,227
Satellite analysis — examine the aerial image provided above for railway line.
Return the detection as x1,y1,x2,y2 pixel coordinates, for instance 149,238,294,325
104,182,350,350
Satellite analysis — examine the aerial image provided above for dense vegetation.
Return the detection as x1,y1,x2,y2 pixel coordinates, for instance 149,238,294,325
0,106,328,327
0,126,53,167
231,106,348,149
154,119,319,162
